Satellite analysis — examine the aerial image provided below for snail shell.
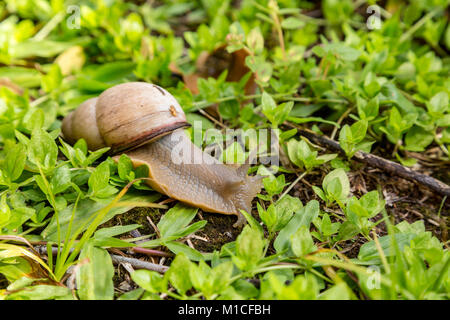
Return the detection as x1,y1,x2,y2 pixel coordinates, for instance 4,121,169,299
62,82,189,153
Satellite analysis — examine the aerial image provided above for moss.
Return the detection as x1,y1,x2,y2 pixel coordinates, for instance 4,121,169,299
100,207,164,235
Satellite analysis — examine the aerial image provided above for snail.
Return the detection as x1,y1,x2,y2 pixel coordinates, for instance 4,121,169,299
61,82,262,227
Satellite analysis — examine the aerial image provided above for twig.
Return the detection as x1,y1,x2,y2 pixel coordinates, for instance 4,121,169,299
32,11,66,41
131,247,173,257
198,108,228,129
330,107,354,140
146,216,161,238
278,171,308,201
110,255,168,273
297,129,450,197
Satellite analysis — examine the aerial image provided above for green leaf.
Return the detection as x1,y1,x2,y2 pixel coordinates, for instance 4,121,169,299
189,260,233,298
318,213,339,237
381,83,417,114
23,108,44,134
14,39,88,59
337,221,360,241
231,279,259,299
322,169,350,202
157,203,198,238
359,191,385,218
3,143,26,182
91,236,135,248
312,186,326,202
350,120,368,143
272,195,303,231
271,101,293,126
77,61,136,92
131,270,166,293
339,120,368,158
262,174,287,197
185,113,214,131
3,207,35,232
117,154,133,180
88,161,116,198
261,92,276,114
358,233,417,262
88,161,110,192
166,242,204,261
233,225,265,271
165,253,192,295
76,243,114,300
118,288,144,300
50,166,71,194
94,224,141,239
363,74,381,98
0,67,41,87
339,125,353,156
218,99,239,119
320,282,351,300
287,139,312,169
327,43,361,61
310,79,332,96
257,202,277,232
28,129,58,172
274,200,319,254
41,192,159,241
41,64,62,93
0,195,12,228
281,17,305,29
427,92,448,117
85,147,110,167
246,27,264,54
6,276,36,291
291,225,317,257
347,196,369,219
245,56,272,85
5,285,73,300
405,126,434,152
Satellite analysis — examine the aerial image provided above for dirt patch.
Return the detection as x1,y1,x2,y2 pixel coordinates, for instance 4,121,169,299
100,207,165,236
0,274,7,289
190,211,242,252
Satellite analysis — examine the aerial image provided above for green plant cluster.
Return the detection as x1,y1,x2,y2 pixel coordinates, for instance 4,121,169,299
0,0,448,300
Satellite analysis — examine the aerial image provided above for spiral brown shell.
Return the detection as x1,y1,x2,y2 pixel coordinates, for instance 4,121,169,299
61,82,189,153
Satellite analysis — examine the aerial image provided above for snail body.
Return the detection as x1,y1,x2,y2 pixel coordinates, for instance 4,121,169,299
62,82,262,227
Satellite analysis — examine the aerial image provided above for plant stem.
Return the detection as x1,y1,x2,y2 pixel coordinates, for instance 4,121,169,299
270,9,286,60
33,11,66,41
330,106,354,140
278,171,308,201
400,8,440,42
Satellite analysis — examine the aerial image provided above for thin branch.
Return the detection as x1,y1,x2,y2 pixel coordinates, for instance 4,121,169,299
110,255,168,273
297,129,450,197
36,245,169,274
130,247,173,258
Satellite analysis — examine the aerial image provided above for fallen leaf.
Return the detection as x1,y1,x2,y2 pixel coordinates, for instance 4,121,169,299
55,46,86,76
